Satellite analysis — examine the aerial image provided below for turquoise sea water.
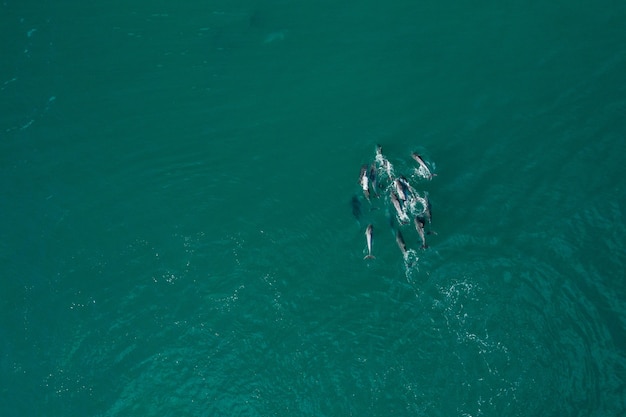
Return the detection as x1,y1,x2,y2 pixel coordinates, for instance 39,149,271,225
2,1,626,416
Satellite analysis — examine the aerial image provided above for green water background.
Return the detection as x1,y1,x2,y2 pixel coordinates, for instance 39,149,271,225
2,0,626,415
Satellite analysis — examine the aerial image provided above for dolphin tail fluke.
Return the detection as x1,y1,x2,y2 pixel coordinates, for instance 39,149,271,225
364,254,376,260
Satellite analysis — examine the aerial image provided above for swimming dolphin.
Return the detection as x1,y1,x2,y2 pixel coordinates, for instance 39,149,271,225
390,191,409,224
364,224,375,259
398,176,415,198
411,152,434,180
393,178,408,201
351,195,362,220
375,145,394,182
395,229,408,257
375,145,385,164
359,164,370,201
414,216,428,249
368,163,379,197
422,192,432,224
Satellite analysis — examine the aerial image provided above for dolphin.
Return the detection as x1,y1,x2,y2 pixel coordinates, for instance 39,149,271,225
375,144,384,163
422,192,432,224
351,195,362,220
364,224,375,259
411,152,434,180
368,163,379,197
393,178,408,201
359,164,370,201
414,216,428,249
375,145,394,182
395,229,408,257
390,191,409,224
398,176,414,197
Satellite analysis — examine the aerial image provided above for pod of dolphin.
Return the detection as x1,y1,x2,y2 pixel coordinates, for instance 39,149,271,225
354,145,436,260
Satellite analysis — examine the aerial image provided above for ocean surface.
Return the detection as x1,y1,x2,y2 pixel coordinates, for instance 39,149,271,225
2,1,626,416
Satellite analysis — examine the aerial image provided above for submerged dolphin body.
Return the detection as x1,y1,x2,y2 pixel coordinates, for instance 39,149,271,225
368,163,379,198
395,229,408,257
351,195,362,220
414,216,428,249
364,224,375,259
422,192,432,224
